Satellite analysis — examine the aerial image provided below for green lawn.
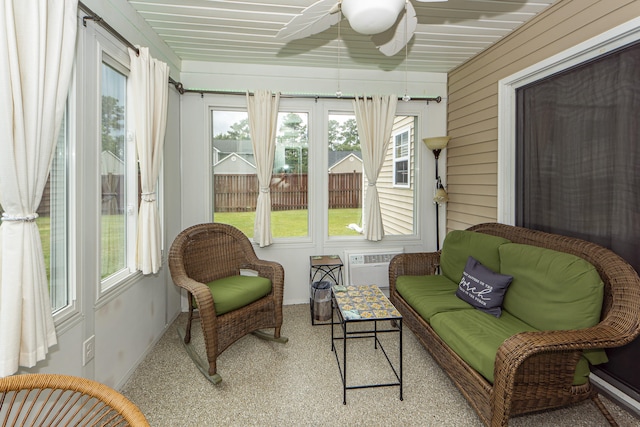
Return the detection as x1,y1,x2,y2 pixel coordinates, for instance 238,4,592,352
101,214,126,278
36,208,361,281
37,215,126,280
214,208,362,237
36,217,52,280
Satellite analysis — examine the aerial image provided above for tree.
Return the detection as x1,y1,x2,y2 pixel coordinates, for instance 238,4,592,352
216,118,251,140
328,119,340,147
277,113,307,145
278,113,308,173
283,147,308,174
328,117,360,151
101,95,125,159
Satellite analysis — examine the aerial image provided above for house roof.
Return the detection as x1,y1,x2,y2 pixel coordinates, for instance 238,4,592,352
213,152,256,169
329,150,361,168
213,139,253,154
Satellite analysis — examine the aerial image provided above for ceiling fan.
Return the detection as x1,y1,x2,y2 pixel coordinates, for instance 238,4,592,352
277,0,448,57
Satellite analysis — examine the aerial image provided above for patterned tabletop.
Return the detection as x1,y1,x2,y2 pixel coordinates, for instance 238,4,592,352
332,284,402,321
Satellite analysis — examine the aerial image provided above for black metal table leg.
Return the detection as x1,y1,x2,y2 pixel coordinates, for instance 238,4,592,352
343,324,347,405
399,319,403,401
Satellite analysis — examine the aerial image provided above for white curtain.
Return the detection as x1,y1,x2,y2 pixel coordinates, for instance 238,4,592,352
353,95,398,241
129,47,169,275
246,90,280,247
0,0,78,377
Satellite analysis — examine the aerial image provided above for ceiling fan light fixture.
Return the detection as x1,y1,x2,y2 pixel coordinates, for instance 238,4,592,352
342,0,406,35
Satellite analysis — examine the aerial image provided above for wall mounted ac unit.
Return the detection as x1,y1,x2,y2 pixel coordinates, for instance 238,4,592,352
344,248,403,294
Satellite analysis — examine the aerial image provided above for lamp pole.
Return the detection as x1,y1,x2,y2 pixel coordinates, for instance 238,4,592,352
422,136,450,252
433,149,442,251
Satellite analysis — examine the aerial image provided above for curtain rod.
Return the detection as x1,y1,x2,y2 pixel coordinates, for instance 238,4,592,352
77,2,441,103
180,88,442,103
78,1,185,93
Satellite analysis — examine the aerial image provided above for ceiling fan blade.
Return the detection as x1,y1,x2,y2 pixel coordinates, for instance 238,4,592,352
371,1,417,56
276,0,342,41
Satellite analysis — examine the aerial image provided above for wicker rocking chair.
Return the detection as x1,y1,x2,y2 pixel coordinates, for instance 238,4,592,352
169,223,288,384
0,373,149,426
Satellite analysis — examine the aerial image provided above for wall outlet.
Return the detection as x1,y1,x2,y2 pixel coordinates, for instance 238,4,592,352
83,335,95,365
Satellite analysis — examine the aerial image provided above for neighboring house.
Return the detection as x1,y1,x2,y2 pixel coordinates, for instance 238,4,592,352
378,116,416,236
328,151,362,174
100,150,125,175
213,151,256,174
212,139,254,166
100,150,125,214
214,139,297,174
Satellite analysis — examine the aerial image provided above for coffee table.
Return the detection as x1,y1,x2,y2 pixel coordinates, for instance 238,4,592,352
331,284,403,404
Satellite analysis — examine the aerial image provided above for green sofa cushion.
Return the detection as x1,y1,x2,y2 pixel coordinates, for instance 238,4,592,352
440,230,511,284
205,275,272,315
396,275,472,321
430,309,591,385
499,243,607,366
500,243,604,332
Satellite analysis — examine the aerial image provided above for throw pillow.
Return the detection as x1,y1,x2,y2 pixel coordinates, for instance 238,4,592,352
455,256,513,317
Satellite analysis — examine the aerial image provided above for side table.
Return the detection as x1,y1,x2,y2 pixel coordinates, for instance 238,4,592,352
331,284,403,404
309,255,343,325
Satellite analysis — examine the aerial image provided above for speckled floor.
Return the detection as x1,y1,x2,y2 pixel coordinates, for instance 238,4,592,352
121,304,639,426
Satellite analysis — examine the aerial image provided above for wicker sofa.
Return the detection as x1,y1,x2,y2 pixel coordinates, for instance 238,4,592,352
389,223,640,427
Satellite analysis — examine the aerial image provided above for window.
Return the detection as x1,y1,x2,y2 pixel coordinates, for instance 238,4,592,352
327,113,363,237
48,107,71,312
272,111,309,238
210,103,419,240
0,108,72,315
211,110,254,236
100,54,135,289
212,109,309,239
393,128,410,187
328,113,416,237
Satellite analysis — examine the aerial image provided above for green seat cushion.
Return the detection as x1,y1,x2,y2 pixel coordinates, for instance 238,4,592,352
396,275,472,321
440,230,511,284
431,310,536,383
499,243,606,366
205,275,272,315
430,309,591,385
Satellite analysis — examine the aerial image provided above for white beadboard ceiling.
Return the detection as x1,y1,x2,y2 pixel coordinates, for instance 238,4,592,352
127,0,558,73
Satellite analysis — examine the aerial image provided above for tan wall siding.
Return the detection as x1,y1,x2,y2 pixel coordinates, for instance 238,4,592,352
379,116,415,235
446,0,639,231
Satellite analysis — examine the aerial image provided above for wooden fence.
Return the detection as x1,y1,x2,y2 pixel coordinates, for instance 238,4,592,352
29,172,362,217
214,172,362,212
37,174,136,217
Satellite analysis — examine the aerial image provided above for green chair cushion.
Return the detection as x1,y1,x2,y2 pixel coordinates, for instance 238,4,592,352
205,275,272,315
396,275,472,322
430,309,591,385
440,230,511,285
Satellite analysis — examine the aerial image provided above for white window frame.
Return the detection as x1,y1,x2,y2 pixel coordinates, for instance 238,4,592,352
273,104,312,242
392,126,411,188
209,100,313,243
325,108,363,239
205,97,428,243
98,36,138,294
52,89,78,324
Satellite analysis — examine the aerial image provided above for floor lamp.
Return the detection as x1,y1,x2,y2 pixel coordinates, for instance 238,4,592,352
422,136,450,251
